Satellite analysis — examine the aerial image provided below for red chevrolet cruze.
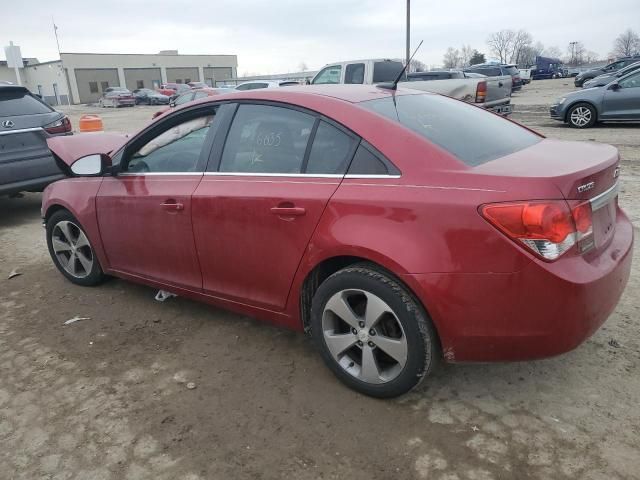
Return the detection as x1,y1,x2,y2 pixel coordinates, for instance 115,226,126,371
42,85,633,398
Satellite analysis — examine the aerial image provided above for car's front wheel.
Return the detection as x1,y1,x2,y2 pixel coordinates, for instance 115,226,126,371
46,210,105,286
567,102,596,128
311,264,439,398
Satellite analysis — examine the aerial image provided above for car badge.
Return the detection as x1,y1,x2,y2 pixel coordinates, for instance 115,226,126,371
613,167,620,179
1,120,15,128
577,181,595,193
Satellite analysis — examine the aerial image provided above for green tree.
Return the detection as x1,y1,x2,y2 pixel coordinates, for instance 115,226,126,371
469,51,486,65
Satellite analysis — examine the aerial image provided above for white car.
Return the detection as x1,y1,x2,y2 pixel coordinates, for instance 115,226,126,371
234,80,299,91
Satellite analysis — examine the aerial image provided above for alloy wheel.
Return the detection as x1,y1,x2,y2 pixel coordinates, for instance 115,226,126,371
322,289,408,384
570,106,592,127
51,220,94,278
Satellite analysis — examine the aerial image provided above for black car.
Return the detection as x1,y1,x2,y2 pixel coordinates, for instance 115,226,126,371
574,56,640,87
464,63,522,91
0,85,71,196
132,88,170,105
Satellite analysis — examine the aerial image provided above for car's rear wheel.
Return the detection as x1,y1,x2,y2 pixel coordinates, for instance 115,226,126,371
567,103,596,128
311,264,439,398
46,210,105,286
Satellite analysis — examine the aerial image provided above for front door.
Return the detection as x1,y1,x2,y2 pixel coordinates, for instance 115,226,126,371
97,106,219,289
601,71,640,120
192,103,358,310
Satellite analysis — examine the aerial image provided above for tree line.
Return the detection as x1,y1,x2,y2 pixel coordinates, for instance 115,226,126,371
439,29,639,69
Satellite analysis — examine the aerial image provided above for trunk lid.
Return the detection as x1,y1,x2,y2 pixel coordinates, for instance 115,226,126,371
474,138,620,253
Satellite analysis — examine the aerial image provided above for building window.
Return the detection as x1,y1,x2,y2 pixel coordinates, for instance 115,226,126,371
185,78,191,83
100,81,109,92
89,82,99,93
136,80,144,89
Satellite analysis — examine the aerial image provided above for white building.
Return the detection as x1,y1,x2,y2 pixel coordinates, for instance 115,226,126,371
0,51,238,105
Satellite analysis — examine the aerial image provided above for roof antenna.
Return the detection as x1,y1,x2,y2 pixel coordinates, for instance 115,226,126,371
378,40,424,91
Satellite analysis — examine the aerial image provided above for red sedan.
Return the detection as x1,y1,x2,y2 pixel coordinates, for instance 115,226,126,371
42,85,633,398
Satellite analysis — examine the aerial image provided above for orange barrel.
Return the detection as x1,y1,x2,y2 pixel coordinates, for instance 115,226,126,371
78,114,104,132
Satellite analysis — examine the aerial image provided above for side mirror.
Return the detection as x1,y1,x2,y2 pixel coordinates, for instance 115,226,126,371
70,153,110,176
608,82,620,91
169,100,176,107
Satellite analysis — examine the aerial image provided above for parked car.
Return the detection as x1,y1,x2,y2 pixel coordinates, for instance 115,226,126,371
550,69,640,128
401,70,513,115
530,56,564,80
574,56,640,87
132,88,170,105
43,84,632,398
0,84,71,196
157,83,191,97
98,87,135,108
187,81,208,89
518,68,532,84
312,59,404,85
151,88,229,119
583,61,640,89
464,63,522,91
235,80,300,90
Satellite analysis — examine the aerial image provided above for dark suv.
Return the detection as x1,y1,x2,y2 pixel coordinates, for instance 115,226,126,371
464,63,522,91
0,85,71,196
574,56,640,87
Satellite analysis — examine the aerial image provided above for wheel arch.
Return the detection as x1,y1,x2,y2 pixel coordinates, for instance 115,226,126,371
298,254,440,345
565,100,599,123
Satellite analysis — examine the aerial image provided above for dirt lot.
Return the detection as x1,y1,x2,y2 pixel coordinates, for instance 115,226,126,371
1,79,639,480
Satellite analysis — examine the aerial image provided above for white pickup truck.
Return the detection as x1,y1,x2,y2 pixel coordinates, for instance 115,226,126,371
311,59,513,115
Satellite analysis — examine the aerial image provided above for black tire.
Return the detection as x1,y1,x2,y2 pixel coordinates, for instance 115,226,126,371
566,102,597,129
46,210,105,287
311,263,439,398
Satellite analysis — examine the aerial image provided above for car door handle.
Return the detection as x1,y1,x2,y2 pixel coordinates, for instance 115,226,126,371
270,206,306,216
161,200,184,212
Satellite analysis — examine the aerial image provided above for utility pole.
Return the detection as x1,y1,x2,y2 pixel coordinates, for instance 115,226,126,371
53,18,71,105
406,0,411,74
569,41,577,66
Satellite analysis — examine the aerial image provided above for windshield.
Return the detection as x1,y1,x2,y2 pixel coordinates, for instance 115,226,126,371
360,93,541,166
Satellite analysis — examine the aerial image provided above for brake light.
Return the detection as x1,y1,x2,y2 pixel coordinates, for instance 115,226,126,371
44,116,72,135
475,81,487,103
480,200,593,260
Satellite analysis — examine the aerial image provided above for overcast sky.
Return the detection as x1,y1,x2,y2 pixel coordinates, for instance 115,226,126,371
2,0,639,74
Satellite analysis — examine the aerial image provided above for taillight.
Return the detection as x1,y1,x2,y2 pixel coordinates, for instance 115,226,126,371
480,200,594,261
475,81,487,103
44,116,72,135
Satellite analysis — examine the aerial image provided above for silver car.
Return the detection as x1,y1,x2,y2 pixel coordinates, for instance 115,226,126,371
550,69,640,128
583,61,640,89
0,85,72,196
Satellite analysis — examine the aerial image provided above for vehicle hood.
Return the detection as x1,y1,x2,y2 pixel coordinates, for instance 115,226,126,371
47,132,128,166
577,68,604,78
586,73,613,85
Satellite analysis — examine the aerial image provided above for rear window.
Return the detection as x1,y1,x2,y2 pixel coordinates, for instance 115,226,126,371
505,66,519,75
360,94,541,166
372,61,404,83
0,90,53,117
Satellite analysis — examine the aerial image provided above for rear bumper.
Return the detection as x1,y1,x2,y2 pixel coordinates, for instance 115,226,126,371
408,208,633,362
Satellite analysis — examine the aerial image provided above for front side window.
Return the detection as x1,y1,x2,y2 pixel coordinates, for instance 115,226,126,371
361,93,541,166
306,121,356,174
126,110,217,173
219,104,315,174
619,71,640,89
345,63,365,84
313,66,342,84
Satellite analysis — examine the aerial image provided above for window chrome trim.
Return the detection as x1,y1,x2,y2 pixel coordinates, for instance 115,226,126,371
203,172,344,178
118,172,204,176
0,127,43,136
344,174,402,179
590,181,619,211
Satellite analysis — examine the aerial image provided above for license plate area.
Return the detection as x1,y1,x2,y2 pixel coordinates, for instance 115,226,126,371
590,183,618,250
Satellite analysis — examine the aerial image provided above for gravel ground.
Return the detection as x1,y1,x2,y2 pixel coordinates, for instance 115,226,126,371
1,79,639,480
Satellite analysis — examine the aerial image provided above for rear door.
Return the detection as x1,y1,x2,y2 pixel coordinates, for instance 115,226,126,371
0,88,64,193
192,103,358,310
96,105,220,289
601,71,640,120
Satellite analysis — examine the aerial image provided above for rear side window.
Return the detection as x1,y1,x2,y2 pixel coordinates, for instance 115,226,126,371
219,104,315,174
373,61,404,83
347,145,390,175
305,121,356,174
0,90,52,117
361,94,541,166
345,63,365,84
